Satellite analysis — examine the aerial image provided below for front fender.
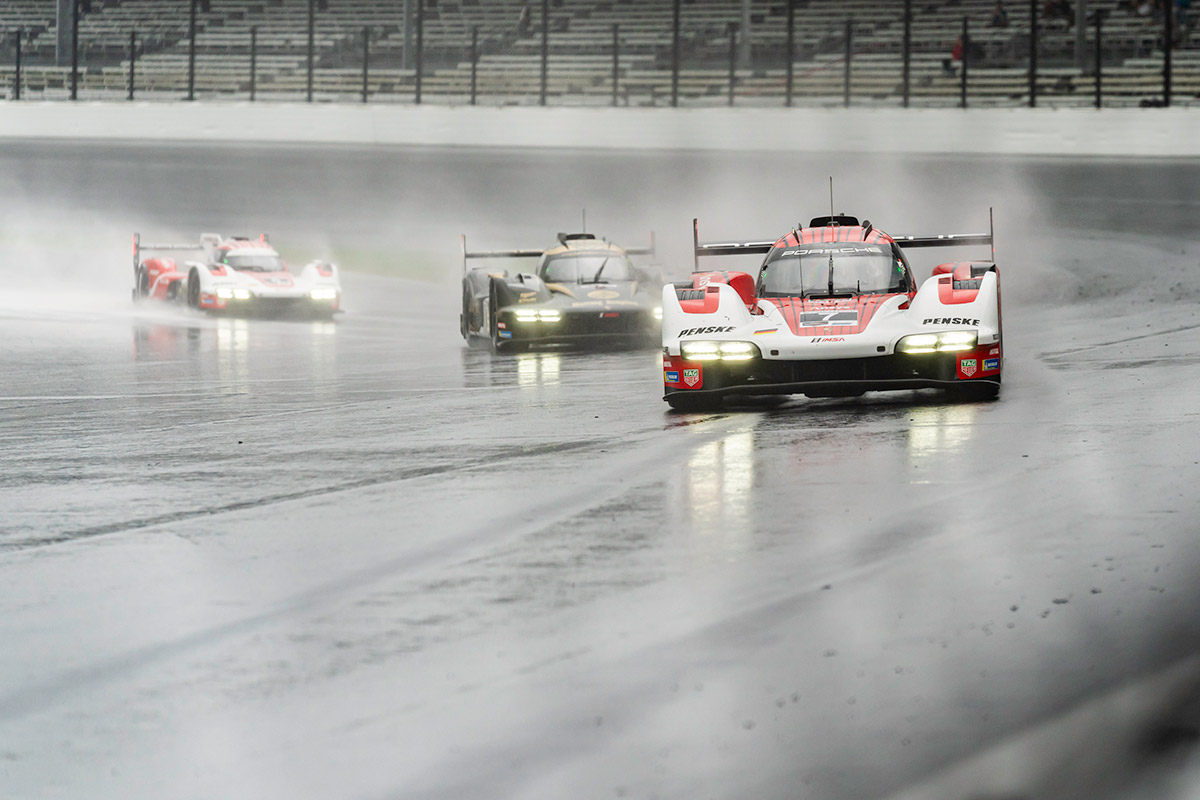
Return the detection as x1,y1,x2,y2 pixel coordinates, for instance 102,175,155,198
662,282,755,354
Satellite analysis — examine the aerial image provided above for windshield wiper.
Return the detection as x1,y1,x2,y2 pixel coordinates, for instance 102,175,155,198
582,257,611,284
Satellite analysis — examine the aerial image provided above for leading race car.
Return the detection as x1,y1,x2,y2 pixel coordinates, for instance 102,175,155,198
460,231,662,351
132,232,342,318
661,213,1002,411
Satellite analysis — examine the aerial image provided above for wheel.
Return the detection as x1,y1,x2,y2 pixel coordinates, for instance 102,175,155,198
460,285,472,340
135,266,149,299
666,393,723,412
186,269,200,309
488,282,509,353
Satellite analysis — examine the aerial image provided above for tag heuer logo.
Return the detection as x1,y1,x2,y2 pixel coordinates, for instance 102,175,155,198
960,358,977,377
683,368,700,387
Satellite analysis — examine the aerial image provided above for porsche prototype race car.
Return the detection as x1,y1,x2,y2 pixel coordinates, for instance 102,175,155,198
132,233,342,318
661,213,1002,410
460,232,662,351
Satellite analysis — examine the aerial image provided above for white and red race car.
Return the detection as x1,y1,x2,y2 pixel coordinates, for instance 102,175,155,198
132,233,342,317
661,213,1002,411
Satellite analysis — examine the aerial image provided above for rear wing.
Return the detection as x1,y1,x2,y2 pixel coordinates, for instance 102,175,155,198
132,232,220,273
461,232,657,275
692,210,995,271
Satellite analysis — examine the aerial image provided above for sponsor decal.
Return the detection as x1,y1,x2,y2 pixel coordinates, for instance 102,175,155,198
683,368,701,387
520,291,537,299
780,246,883,257
923,317,980,326
796,310,859,327
753,328,777,336
960,358,978,377
497,322,507,330
989,347,1000,355
678,326,734,337
665,370,680,383
499,330,513,339
810,337,845,343
601,312,620,318
983,358,1000,371
588,289,620,300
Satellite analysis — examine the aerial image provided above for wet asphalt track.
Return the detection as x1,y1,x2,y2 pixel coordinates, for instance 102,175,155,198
2,141,1200,799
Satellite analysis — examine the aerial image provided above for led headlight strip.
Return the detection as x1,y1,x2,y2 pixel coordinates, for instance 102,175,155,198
680,341,760,361
896,331,977,354
514,309,561,322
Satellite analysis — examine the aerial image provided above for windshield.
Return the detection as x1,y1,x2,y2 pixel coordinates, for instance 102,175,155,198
541,253,634,283
758,244,904,297
222,253,286,272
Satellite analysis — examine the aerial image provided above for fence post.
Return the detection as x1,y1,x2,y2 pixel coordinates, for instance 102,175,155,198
306,0,315,102
671,0,681,107
362,25,370,103
14,28,21,101
1094,11,1103,109
250,25,257,101
70,0,79,100
128,29,136,100
540,0,549,105
415,0,424,104
1028,0,1037,107
902,0,911,107
960,16,968,108
785,0,795,107
187,0,197,101
1163,0,1172,106
727,23,737,106
470,26,478,105
843,18,852,108
612,23,619,107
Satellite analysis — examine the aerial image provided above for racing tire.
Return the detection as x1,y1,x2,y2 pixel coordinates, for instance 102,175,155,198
488,280,510,354
186,269,200,310
666,393,723,412
135,266,149,299
460,285,472,340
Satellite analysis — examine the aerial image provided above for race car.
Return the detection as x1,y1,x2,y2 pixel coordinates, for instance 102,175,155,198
661,213,1002,410
460,231,663,351
132,232,342,317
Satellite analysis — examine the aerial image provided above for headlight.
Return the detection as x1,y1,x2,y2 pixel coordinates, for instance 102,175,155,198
216,287,233,299
653,306,663,320
514,309,559,322
896,330,977,354
233,289,251,300
681,340,760,361
310,288,337,301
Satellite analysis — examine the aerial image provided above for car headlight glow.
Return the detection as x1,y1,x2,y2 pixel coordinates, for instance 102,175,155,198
233,289,251,300
681,340,760,361
897,330,978,354
310,288,337,301
216,287,234,299
653,306,663,320
514,309,559,322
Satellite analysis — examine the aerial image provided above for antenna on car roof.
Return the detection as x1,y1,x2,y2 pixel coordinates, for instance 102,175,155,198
582,209,587,234
829,176,834,221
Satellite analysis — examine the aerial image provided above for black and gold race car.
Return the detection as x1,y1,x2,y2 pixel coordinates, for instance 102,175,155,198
459,232,662,352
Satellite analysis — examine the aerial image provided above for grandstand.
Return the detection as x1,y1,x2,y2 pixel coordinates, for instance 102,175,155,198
0,0,1195,105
